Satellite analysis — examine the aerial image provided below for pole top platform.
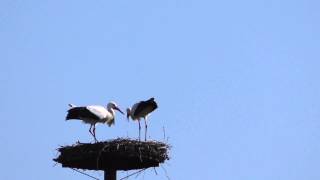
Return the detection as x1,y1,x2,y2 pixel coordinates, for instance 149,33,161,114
54,138,170,171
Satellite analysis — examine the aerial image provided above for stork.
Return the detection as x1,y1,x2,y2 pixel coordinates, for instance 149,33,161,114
126,97,158,141
66,102,124,142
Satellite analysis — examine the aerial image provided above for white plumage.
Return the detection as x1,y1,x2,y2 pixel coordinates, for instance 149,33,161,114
66,101,124,142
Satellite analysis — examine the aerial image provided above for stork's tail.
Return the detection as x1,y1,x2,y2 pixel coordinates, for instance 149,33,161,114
66,107,83,120
146,97,158,110
66,104,77,121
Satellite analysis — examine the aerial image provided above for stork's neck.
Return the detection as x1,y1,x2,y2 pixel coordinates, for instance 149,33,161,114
127,108,132,119
107,106,115,117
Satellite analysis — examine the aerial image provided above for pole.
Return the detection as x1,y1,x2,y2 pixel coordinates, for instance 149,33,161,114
104,169,116,180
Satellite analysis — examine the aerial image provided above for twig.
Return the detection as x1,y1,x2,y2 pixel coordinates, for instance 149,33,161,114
138,147,143,162
70,168,100,180
96,144,110,169
162,126,166,141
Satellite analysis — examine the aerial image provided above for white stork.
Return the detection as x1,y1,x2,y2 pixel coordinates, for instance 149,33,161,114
66,101,124,142
126,97,158,141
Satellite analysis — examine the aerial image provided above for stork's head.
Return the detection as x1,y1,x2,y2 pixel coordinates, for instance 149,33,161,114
107,101,124,114
126,108,131,121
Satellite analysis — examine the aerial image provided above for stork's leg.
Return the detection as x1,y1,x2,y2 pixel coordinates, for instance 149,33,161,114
89,124,97,142
144,118,148,141
89,124,93,136
138,120,141,141
93,124,98,142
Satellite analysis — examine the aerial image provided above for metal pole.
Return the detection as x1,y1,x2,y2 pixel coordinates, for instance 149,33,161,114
104,169,116,180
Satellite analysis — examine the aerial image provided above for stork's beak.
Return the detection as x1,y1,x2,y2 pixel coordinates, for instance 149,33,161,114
115,107,124,114
126,108,131,121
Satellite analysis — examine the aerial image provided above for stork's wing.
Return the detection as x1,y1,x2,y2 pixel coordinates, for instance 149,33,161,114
66,106,100,120
130,103,139,115
133,98,158,117
86,105,109,119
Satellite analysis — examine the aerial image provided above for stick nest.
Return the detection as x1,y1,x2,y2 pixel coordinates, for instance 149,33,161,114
53,138,170,171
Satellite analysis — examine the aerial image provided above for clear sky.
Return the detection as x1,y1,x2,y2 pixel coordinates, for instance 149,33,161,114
1,0,320,179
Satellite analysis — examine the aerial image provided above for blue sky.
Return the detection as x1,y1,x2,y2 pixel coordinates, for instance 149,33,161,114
1,0,320,179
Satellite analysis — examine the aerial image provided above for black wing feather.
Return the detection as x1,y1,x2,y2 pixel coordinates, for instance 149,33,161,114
133,98,158,117
66,107,100,120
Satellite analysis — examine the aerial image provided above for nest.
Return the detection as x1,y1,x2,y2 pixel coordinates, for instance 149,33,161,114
53,138,170,171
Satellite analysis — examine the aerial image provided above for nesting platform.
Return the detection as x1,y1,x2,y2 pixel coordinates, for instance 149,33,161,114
53,138,170,171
